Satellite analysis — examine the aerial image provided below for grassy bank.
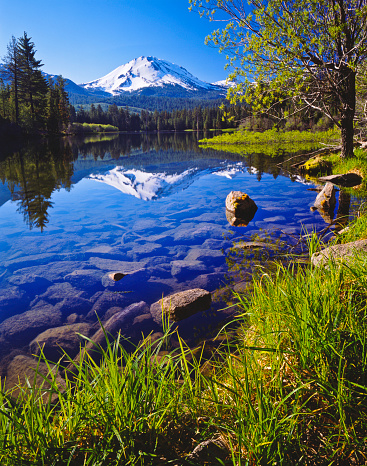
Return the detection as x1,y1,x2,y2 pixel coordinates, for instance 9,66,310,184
69,122,119,134
200,127,339,146
198,127,340,157
0,221,367,464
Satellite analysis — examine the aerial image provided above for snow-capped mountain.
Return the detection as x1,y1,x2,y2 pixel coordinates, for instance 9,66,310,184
80,56,226,96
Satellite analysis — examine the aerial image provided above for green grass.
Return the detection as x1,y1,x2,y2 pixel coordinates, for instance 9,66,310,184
199,127,340,146
1,216,367,464
199,127,340,157
70,122,119,134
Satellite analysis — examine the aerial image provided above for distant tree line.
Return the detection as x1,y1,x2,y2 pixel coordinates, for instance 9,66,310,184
71,103,246,132
69,93,226,113
0,32,70,136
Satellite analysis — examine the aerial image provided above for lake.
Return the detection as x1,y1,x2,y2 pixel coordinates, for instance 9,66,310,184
0,132,355,366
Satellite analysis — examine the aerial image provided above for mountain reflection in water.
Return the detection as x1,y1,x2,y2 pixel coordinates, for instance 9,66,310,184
0,131,348,368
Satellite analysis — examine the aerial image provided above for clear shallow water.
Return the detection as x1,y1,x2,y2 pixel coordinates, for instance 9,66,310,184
0,133,348,356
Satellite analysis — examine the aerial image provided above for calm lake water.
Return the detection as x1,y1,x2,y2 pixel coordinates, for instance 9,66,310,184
0,132,354,360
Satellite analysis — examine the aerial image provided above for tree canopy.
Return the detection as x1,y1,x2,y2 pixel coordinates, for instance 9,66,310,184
189,0,367,158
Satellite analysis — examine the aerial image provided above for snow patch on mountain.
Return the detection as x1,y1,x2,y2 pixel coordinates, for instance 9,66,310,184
81,56,224,95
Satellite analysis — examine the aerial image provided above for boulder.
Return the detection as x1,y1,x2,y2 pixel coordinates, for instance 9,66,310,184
318,172,362,187
86,301,150,349
0,302,62,346
86,290,129,321
311,239,367,267
150,288,211,324
225,191,257,226
5,354,65,401
55,295,92,317
312,182,336,223
37,282,88,304
170,260,207,280
0,287,29,322
7,273,51,293
29,323,94,361
64,269,104,292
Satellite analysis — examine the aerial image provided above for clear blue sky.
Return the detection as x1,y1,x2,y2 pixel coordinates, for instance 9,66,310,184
0,0,229,85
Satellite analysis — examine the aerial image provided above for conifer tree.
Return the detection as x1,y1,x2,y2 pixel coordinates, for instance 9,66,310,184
17,32,48,127
2,36,20,124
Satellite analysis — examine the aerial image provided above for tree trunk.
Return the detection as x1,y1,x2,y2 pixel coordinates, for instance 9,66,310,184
339,71,356,159
340,115,354,159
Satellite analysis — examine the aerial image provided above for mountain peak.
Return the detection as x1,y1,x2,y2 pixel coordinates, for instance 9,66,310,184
80,56,224,95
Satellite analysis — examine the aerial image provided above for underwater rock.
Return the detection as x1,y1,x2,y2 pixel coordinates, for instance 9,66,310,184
150,288,211,324
5,354,65,401
29,323,94,361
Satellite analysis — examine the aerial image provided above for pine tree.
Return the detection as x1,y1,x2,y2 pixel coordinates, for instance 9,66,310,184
17,32,48,128
2,36,20,124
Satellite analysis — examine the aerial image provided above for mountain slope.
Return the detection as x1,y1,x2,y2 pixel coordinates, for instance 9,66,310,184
80,56,226,96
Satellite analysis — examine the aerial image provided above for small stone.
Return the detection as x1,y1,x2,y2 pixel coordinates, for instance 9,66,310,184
186,438,228,463
108,272,127,281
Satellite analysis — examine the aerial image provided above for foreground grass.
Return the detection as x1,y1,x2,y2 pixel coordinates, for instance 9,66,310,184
1,226,367,464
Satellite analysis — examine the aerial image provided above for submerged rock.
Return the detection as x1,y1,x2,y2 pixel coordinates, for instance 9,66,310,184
29,323,94,362
0,302,62,346
87,301,150,349
150,288,211,324
225,191,257,227
5,354,65,401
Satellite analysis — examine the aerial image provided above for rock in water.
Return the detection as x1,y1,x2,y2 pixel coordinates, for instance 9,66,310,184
225,191,257,226
313,182,336,223
318,173,362,188
150,288,211,324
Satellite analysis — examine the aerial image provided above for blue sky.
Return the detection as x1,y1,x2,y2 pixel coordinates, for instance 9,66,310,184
0,0,229,85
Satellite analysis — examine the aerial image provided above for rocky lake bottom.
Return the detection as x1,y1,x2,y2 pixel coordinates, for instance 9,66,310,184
0,133,358,387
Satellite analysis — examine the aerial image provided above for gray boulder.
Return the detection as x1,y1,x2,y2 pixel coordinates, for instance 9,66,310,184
37,282,88,304
150,288,211,324
311,239,367,267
